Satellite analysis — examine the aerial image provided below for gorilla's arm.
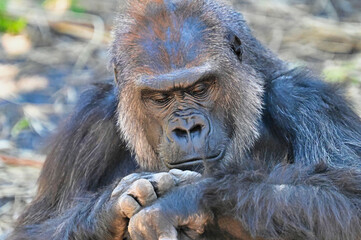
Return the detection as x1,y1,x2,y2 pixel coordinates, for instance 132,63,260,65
204,163,361,239
265,69,361,166
204,70,361,239
10,83,137,239
11,188,125,240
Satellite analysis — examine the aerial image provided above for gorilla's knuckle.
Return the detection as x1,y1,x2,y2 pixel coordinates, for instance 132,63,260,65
137,206,163,225
151,172,175,194
121,173,141,183
169,169,202,185
183,170,202,179
169,169,183,176
112,174,144,198
145,206,161,216
154,172,173,183
132,178,153,189
128,179,157,203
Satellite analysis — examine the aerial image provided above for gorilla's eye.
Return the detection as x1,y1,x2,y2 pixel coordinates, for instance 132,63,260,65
148,92,172,105
189,82,209,97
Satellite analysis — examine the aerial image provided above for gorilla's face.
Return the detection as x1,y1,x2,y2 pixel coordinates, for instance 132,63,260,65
112,0,263,171
138,65,230,170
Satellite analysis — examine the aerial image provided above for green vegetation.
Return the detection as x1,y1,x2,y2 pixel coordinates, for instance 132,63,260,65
0,0,8,11
70,0,85,13
11,118,30,137
0,0,27,34
323,62,359,84
0,14,27,34
0,0,86,35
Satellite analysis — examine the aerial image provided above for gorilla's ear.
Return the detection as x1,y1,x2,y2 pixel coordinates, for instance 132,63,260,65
227,31,243,62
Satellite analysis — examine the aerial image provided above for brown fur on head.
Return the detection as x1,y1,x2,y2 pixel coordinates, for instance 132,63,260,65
110,0,264,170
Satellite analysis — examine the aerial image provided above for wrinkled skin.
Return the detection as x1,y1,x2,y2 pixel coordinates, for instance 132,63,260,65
125,177,208,240
111,170,202,239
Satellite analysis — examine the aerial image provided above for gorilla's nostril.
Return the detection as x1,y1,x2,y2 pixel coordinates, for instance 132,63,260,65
189,124,203,136
173,128,188,138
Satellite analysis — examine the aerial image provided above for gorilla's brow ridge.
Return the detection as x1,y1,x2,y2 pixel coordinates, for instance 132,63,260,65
136,63,215,90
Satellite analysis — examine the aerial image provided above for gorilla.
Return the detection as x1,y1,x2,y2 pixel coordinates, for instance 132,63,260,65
10,0,361,239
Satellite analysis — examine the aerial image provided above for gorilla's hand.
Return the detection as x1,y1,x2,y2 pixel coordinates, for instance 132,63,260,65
128,182,212,240
110,170,202,239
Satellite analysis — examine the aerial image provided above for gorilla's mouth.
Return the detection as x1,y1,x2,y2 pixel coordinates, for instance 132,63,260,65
165,149,225,170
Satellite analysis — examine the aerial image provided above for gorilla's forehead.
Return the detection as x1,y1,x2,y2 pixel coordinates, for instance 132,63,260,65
139,16,206,65
125,0,212,74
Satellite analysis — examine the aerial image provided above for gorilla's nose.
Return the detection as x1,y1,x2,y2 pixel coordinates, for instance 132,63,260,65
167,114,210,150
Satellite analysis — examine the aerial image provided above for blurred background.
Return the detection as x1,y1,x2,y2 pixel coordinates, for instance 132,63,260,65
0,0,360,238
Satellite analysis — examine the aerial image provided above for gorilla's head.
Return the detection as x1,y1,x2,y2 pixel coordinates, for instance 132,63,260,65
110,0,265,171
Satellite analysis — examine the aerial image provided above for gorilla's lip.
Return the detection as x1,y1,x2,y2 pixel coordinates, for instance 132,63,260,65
165,149,225,169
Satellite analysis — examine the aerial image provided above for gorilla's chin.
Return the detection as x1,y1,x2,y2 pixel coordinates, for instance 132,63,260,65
165,149,225,170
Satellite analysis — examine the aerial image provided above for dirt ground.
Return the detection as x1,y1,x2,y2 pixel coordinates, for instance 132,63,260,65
0,0,360,238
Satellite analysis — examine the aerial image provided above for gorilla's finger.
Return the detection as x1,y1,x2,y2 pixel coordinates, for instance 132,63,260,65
128,208,178,240
122,173,141,182
148,172,175,196
127,228,144,240
127,179,157,206
117,194,141,218
155,214,178,240
169,169,202,185
159,233,177,240
155,223,178,240
111,173,142,197
159,237,177,240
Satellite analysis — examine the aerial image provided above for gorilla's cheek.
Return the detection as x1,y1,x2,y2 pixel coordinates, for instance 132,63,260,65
143,116,163,152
